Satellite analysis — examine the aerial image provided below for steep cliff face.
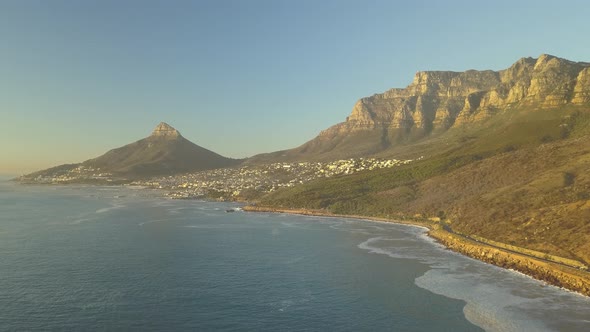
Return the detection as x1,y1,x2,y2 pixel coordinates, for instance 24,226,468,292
573,67,590,104
347,54,589,130
286,54,590,160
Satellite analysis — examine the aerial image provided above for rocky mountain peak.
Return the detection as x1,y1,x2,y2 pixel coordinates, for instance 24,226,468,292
151,122,181,139
281,54,590,161
343,54,590,130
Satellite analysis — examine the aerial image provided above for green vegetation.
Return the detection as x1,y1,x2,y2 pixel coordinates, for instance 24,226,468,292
257,106,590,264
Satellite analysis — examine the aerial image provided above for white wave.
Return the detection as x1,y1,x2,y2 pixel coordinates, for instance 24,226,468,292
352,222,590,332
182,225,223,229
415,244,590,331
166,207,187,215
357,235,434,261
280,221,303,228
95,203,125,214
345,229,375,235
69,218,97,225
357,237,413,259
354,218,430,232
181,224,259,230
415,267,551,332
270,292,313,312
138,217,187,226
357,236,385,249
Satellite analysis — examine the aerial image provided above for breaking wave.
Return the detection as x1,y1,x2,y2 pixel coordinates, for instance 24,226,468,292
352,221,590,332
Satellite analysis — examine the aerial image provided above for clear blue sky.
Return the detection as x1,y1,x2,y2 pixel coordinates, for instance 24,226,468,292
2,0,589,174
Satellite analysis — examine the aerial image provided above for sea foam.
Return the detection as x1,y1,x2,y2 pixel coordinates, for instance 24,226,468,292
350,220,590,332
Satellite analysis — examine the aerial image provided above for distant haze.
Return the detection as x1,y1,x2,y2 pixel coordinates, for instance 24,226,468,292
1,0,590,173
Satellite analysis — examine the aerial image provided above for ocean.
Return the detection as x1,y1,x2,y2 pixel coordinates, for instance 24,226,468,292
1,180,589,331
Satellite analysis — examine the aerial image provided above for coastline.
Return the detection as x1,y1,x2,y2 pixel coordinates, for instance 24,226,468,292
243,205,590,297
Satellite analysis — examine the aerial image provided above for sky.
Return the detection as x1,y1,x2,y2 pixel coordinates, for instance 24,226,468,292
1,0,590,175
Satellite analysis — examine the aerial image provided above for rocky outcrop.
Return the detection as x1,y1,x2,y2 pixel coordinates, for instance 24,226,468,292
430,229,590,296
573,67,590,104
151,122,181,139
284,55,590,160
346,54,589,130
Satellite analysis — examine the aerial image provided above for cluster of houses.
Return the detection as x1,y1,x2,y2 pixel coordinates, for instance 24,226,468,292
136,157,419,199
23,157,422,199
26,165,113,184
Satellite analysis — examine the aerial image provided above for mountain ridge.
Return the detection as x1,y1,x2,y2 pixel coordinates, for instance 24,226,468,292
250,54,590,163
19,54,590,181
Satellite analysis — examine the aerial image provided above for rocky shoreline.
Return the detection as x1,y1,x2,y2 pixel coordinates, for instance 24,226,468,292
243,205,590,297
429,229,590,296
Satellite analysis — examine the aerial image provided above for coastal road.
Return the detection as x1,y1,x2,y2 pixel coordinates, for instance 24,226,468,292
440,224,589,273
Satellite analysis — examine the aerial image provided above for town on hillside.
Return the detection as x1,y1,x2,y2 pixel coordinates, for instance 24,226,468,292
23,157,421,200
139,157,420,200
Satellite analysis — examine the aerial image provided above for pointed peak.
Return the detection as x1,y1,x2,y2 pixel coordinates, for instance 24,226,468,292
533,54,580,71
537,53,556,61
514,56,536,65
154,122,176,131
535,54,559,66
151,122,181,138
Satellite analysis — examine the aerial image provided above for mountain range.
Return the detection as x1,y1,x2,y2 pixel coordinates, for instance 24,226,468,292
252,54,590,162
21,54,590,179
16,53,590,295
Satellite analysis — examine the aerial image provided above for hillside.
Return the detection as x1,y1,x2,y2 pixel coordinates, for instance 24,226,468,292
252,54,590,265
254,72,590,266
19,122,241,181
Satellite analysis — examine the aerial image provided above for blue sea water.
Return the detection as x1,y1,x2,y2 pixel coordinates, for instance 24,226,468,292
1,180,589,331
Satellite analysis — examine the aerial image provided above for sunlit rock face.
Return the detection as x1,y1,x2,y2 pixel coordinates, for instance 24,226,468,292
150,122,181,139
295,55,590,157
341,54,590,131
572,67,590,104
